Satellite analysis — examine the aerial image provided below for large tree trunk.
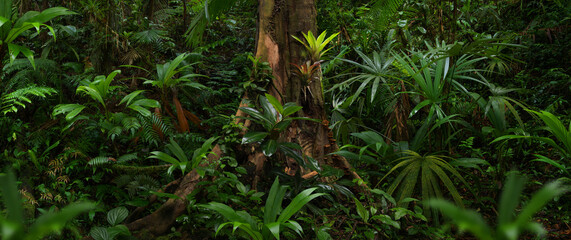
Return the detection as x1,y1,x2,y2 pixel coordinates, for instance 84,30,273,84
126,0,361,237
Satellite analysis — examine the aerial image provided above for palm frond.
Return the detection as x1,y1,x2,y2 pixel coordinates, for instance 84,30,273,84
184,0,240,48
381,150,468,211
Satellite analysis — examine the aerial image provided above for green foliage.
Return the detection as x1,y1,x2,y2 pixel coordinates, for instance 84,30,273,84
185,0,240,48
89,207,132,240
493,110,571,179
149,137,218,175
200,177,326,240
133,53,206,93
368,0,405,31
0,2,76,69
292,30,340,63
0,170,95,240
242,54,273,93
379,150,470,210
240,93,319,157
428,172,569,240
1,85,56,115
53,70,159,121
328,48,395,105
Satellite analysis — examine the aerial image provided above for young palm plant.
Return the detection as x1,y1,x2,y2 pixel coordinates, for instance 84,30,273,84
378,150,470,214
53,70,159,121
123,53,207,132
493,110,571,179
200,177,325,240
0,1,76,70
428,172,568,240
148,137,218,175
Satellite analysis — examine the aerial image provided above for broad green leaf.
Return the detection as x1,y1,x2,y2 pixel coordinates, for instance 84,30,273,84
52,104,86,121
107,225,130,239
265,222,281,240
260,96,278,124
89,227,109,240
282,105,303,117
107,207,128,226
265,93,283,114
148,151,181,166
242,132,269,144
262,139,278,157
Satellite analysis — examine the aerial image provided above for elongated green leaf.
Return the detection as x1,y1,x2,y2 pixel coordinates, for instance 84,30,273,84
240,107,272,129
265,93,283,114
264,177,287,224
427,199,493,240
514,180,568,228
498,172,525,225
7,43,35,69
242,132,269,144
28,202,95,240
531,154,568,173
119,90,145,106
166,139,189,165
148,151,180,165
200,202,250,223
354,198,369,223
52,104,86,121
277,188,325,223
260,96,277,124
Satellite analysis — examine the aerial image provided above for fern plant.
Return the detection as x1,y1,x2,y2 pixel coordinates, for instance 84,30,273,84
1,85,56,115
368,0,405,31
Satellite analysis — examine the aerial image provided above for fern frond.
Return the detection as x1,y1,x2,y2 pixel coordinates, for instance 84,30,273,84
139,112,173,146
88,156,114,166
117,153,138,163
369,0,405,31
3,58,59,89
1,85,57,114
